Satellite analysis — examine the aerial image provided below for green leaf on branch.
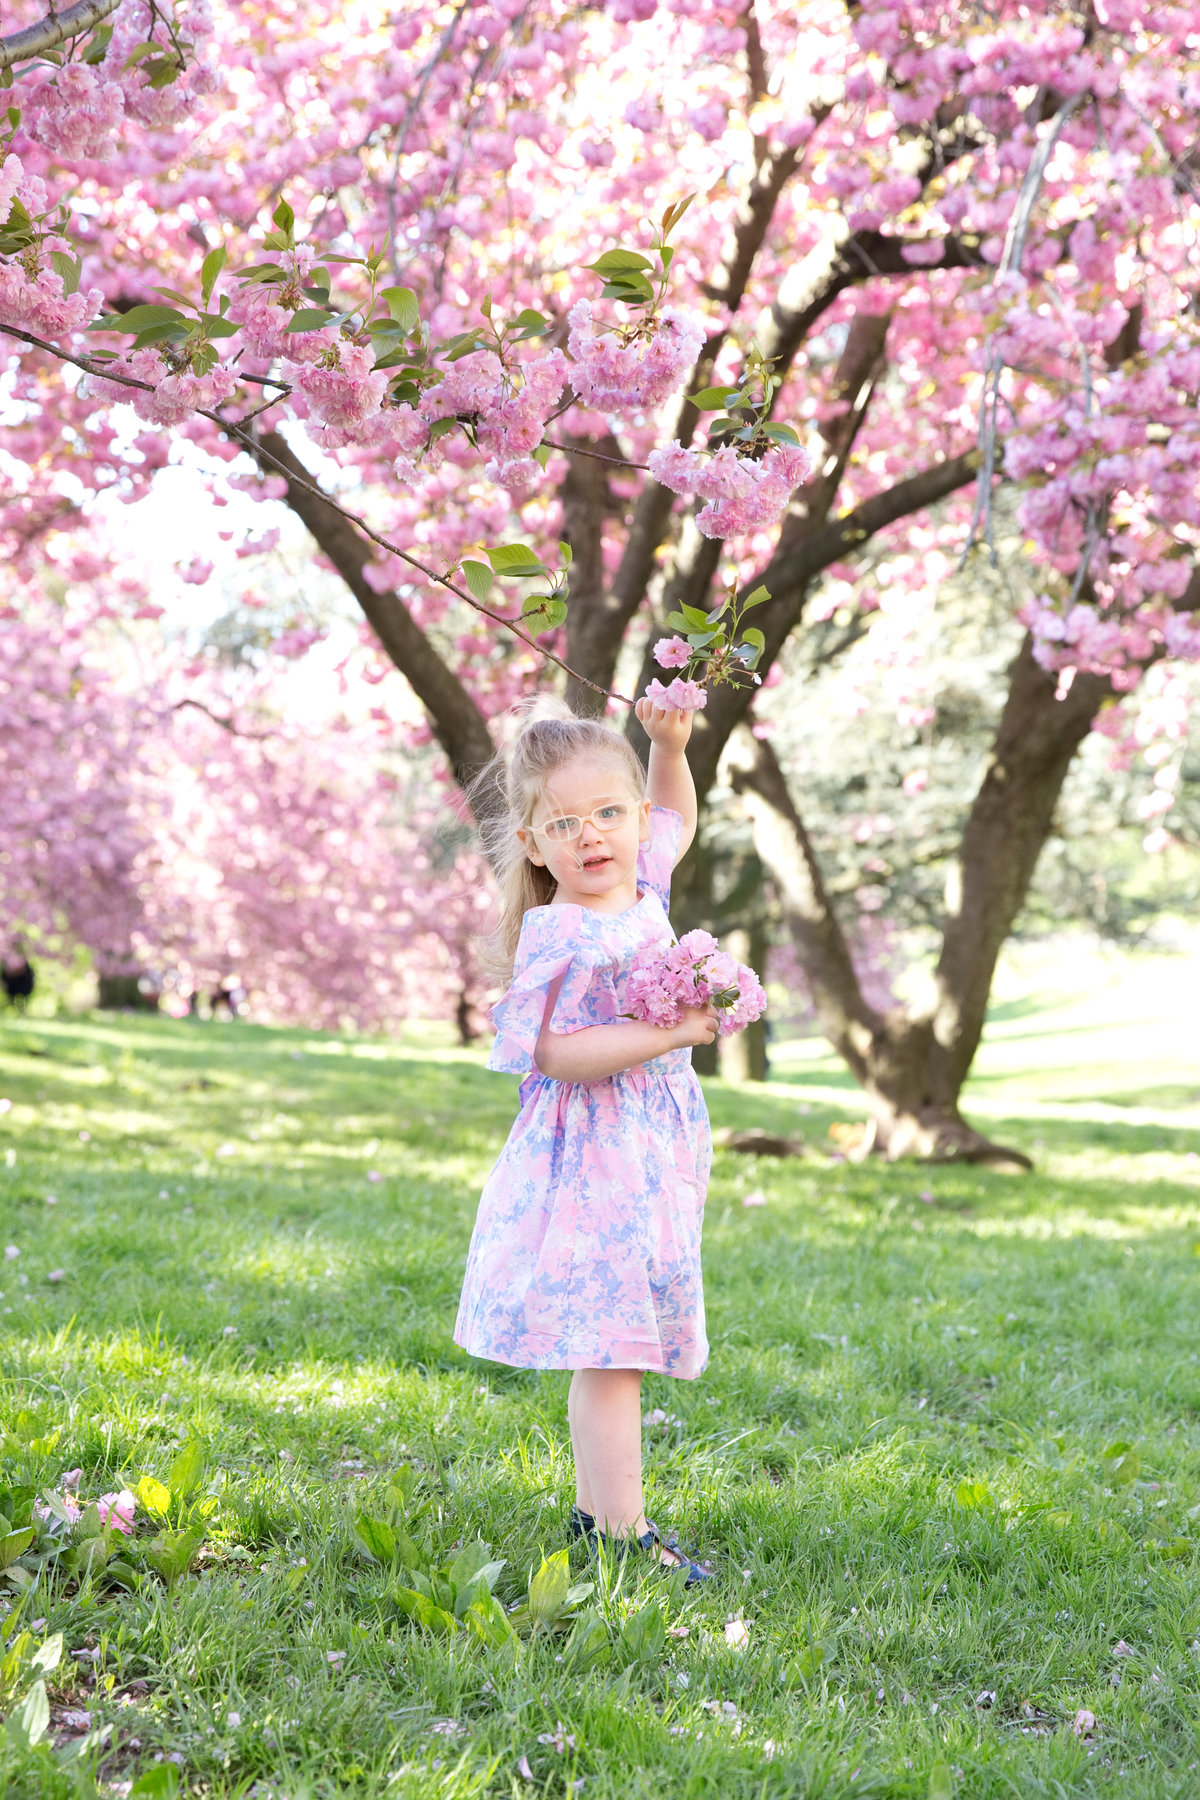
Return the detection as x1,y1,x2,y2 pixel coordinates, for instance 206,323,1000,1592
739,627,765,668
232,262,286,284
586,248,653,274
487,544,547,578
512,308,552,339
82,26,114,65
520,597,568,637
200,245,226,304
532,444,552,470
461,561,493,602
382,286,419,333
48,252,82,296
286,308,336,332
761,422,801,445
742,585,771,611
689,385,739,410
664,612,692,632
677,603,712,629
87,304,186,334
272,198,295,236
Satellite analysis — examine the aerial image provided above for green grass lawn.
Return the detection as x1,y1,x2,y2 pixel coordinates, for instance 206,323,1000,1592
1,958,1199,1799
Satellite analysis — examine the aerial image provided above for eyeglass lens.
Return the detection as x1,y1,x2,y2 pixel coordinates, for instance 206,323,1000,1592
535,801,634,841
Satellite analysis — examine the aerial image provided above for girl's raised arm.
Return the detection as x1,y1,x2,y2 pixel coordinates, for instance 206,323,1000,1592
634,698,698,859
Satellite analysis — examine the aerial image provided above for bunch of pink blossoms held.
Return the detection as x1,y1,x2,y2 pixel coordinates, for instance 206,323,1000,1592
626,928,766,1038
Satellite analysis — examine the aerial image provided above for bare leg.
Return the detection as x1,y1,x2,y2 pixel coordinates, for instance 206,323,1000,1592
567,1368,646,1537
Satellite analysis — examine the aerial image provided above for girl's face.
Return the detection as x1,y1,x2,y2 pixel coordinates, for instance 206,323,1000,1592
518,755,650,911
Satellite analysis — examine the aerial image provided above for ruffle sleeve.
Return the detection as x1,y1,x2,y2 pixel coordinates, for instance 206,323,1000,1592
486,910,622,1076
637,806,683,910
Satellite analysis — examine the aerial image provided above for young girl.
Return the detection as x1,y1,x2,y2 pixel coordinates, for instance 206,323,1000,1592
454,697,717,1582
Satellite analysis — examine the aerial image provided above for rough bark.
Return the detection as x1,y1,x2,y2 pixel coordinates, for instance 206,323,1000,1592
253,430,496,797
727,630,1116,1165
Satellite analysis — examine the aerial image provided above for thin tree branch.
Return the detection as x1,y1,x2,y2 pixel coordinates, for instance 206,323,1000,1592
0,0,120,68
0,322,631,706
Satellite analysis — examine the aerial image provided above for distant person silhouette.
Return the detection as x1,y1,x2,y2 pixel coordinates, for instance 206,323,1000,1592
1,948,35,1012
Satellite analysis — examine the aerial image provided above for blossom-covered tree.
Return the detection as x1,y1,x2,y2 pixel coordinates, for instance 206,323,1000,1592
2,0,1199,1157
0,565,491,1032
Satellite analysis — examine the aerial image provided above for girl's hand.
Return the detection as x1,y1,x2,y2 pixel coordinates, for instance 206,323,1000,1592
635,697,694,754
672,1003,719,1047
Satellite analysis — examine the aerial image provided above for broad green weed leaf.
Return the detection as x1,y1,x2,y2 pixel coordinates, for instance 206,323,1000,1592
618,1600,665,1665
464,1592,515,1647
354,1513,398,1564
8,1677,49,1748
0,1527,34,1572
167,1440,205,1498
928,1760,953,1800
527,1550,570,1625
136,1475,171,1517
31,1631,63,1674
131,1767,180,1798
393,1585,457,1634
447,1540,499,1590
564,1606,609,1670
955,1481,991,1510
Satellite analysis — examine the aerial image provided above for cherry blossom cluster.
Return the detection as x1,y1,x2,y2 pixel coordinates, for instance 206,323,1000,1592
0,155,104,338
626,927,766,1037
566,300,704,417
16,0,219,155
644,673,708,713
648,441,812,538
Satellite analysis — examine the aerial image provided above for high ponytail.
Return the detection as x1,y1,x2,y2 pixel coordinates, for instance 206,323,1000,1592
468,696,646,984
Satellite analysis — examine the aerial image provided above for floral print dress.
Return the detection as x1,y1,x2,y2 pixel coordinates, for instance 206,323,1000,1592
454,807,712,1378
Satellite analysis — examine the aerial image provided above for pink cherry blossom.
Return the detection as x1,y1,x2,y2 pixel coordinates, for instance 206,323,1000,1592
653,636,691,667
97,1490,136,1534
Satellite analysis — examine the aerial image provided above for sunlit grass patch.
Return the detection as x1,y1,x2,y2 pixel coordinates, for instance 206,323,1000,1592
1,1004,1199,1796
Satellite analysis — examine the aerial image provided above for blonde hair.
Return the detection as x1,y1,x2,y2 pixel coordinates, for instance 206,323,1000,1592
470,696,646,983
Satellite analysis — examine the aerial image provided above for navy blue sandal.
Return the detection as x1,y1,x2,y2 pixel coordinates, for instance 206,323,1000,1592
571,1507,713,1588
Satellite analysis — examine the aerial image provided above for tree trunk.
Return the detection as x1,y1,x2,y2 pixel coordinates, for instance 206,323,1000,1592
728,632,1113,1164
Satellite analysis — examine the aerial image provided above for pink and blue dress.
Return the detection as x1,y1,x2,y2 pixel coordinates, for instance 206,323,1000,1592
454,807,712,1379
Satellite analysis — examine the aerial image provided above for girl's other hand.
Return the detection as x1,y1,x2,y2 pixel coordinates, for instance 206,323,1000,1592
673,1003,719,1047
635,697,694,754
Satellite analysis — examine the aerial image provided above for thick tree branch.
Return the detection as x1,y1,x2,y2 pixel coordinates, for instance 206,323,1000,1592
0,0,120,68
659,449,980,796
